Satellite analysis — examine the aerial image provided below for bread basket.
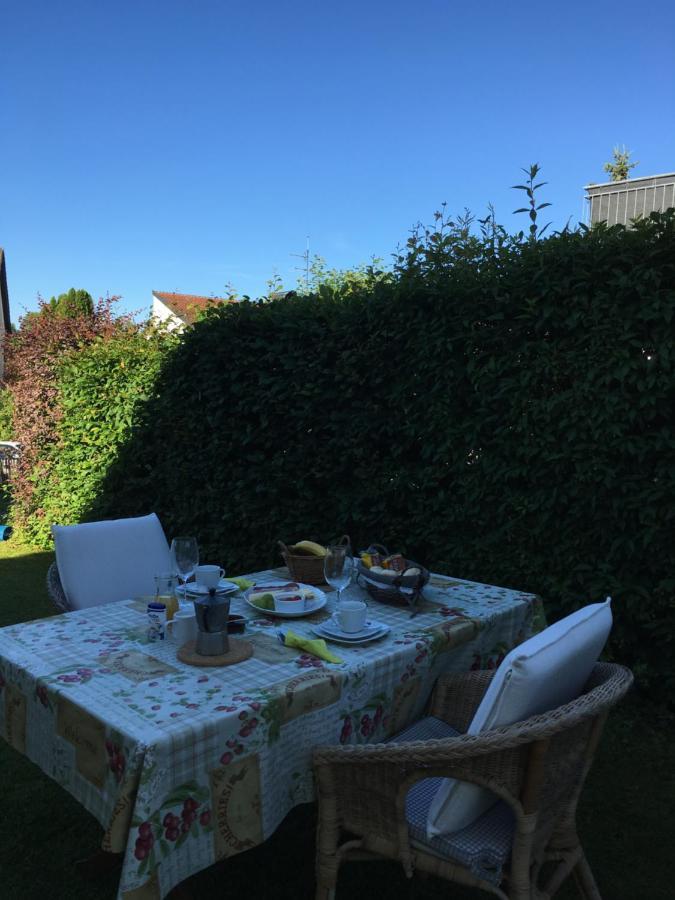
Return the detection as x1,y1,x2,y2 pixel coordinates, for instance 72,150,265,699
356,544,429,609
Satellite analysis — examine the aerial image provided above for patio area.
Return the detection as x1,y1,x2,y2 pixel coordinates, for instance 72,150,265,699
0,539,671,900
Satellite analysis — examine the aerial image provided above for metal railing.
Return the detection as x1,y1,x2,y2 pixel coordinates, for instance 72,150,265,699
585,173,675,226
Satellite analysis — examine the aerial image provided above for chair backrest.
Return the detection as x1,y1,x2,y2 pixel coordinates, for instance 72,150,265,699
530,663,622,836
427,598,613,837
52,514,172,610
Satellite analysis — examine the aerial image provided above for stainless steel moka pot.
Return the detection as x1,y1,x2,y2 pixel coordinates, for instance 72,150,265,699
193,588,230,656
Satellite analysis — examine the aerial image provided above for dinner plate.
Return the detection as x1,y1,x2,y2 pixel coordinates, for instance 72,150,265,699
176,580,239,597
245,584,327,619
312,623,390,645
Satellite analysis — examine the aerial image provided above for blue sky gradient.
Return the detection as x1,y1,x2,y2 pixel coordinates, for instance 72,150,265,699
2,0,674,320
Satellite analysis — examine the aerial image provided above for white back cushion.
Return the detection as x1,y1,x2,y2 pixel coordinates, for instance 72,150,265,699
427,598,612,837
52,514,172,610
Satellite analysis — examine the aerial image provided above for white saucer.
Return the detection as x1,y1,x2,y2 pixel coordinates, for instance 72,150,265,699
312,622,390,645
177,580,239,597
319,618,384,640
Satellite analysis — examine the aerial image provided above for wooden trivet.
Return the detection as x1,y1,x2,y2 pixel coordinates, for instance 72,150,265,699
177,638,253,667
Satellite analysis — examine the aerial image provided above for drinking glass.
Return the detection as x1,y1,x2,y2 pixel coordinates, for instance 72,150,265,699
171,537,199,592
324,544,353,607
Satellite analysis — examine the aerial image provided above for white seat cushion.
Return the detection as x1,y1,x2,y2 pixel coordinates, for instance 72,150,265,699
427,598,612,837
52,514,172,610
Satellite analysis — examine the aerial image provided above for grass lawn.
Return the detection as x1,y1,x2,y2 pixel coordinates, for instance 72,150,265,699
0,536,673,899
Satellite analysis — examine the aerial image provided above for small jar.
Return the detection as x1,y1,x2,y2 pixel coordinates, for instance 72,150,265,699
147,602,167,642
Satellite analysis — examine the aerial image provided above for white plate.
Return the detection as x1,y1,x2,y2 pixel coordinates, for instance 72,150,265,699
312,623,390,645
177,580,239,597
318,618,386,640
245,584,327,619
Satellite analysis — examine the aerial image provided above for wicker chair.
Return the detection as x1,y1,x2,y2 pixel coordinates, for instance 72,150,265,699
313,662,633,900
47,562,71,613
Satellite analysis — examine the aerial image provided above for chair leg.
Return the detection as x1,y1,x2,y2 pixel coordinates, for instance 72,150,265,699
315,871,337,900
315,848,340,900
572,853,601,900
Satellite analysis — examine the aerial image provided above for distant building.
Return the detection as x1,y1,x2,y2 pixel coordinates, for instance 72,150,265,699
0,248,11,379
151,291,233,330
585,172,675,226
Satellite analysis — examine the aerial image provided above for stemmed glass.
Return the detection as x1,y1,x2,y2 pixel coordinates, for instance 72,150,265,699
171,537,199,595
323,544,353,607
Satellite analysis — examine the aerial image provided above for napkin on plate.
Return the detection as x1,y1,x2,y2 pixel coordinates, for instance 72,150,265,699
282,629,343,664
225,577,255,591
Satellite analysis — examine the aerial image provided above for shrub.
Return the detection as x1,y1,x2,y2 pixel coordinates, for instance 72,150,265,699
2,297,127,538
0,388,13,441
25,327,171,545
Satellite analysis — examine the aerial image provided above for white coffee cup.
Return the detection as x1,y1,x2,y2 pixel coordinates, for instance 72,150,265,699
166,609,198,645
195,565,225,589
333,600,368,634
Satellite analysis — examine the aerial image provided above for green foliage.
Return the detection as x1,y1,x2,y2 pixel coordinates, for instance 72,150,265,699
265,256,391,299
48,288,94,318
82,211,675,702
603,145,638,182
2,296,123,536
512,163,552,240
23,328,172,546
7,206,675,703
300,255,391,296
0,388,13,440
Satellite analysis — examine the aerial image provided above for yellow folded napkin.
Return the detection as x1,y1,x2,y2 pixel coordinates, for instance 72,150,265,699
225,577,255,591
283,629,343,664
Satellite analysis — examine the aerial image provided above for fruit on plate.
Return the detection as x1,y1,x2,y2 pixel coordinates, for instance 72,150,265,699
251,592,275,611
290,540,327,557
249,587,316,610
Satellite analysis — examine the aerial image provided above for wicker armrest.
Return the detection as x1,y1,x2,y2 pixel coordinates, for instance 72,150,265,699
428,670,494,731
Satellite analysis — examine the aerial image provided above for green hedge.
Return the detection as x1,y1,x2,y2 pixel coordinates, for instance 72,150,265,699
9,213,673,698
83,213,675,697
23,330,169,546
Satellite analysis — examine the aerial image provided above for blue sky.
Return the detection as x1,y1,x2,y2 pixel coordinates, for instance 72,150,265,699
2,0,674,321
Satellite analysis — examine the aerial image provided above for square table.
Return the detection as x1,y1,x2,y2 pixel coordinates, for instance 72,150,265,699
0,567,544,899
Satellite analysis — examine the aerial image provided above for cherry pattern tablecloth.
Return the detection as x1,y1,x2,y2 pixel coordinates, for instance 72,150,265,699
0,568,544,899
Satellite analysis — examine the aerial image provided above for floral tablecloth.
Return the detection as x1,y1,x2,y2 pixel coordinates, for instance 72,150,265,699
0,567,544,899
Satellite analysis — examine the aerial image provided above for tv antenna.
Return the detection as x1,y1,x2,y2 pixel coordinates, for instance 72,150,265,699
291,236,310,293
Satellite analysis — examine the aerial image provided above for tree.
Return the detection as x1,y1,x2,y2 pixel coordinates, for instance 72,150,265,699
301,255,389,295
603,146,638,182
48,288,94,318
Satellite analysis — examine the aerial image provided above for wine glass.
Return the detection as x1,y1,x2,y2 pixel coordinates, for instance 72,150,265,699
324,544,353,607
171,537,199,595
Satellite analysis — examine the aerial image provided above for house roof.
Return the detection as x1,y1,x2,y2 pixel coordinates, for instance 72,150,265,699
0,248,10,334
152,291,234,325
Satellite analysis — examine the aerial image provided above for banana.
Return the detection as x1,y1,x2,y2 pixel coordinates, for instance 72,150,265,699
290,540,327,557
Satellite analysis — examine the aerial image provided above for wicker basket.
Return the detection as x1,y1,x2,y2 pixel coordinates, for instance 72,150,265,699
356,544,429,608
278,535,350,586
